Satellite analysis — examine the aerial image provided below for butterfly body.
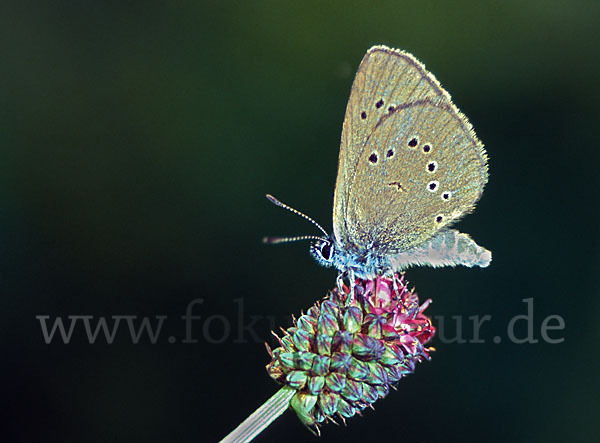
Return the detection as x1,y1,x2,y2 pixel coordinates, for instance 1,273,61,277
312,227,491,279
267,45,491,278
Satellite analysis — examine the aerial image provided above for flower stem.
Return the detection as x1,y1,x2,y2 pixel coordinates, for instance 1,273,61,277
219,387,295,443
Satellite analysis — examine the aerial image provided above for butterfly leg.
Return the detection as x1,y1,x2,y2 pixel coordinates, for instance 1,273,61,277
336,271,356,305
389,271,399,298
346,270,356,306
336,272,345,293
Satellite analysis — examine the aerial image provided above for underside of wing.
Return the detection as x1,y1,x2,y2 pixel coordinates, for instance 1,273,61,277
386,229,492,269
333,46,487,253
333,46,452,244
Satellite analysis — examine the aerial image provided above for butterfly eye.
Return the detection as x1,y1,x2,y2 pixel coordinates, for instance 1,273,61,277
320,242,332,260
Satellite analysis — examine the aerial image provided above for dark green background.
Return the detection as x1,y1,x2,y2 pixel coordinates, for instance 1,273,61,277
3,1,599,442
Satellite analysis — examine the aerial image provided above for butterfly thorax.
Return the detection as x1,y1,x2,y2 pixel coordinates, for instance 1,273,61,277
333,241,389,279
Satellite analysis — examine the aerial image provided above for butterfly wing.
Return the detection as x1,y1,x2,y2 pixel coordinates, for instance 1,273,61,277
333,46,488,259
388,229,491,269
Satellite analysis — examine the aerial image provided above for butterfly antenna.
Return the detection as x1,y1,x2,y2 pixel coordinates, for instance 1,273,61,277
262,234,326,245
264,194,329,237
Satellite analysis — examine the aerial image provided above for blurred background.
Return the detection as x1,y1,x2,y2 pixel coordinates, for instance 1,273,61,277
2,1,599,442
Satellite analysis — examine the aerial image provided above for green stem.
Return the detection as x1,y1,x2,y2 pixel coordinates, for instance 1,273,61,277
219,387,295,443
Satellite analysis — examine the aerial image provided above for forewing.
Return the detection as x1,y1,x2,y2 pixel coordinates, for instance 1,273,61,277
333,46,487,252
333,46,451,244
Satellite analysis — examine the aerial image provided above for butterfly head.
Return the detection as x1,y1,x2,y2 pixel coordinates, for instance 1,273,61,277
310,238,335,268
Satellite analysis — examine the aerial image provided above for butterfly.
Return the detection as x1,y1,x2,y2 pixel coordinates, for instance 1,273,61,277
265,45,490,280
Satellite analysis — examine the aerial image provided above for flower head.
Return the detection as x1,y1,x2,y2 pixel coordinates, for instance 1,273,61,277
266,273,435,430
